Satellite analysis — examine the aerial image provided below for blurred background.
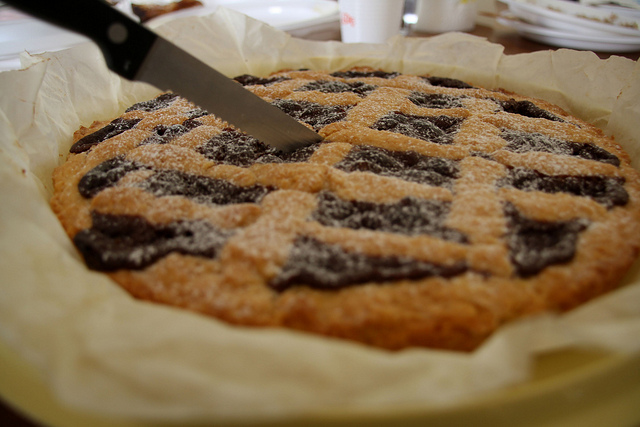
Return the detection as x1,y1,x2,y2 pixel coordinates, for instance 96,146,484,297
1,0,639,71
0,0,640,67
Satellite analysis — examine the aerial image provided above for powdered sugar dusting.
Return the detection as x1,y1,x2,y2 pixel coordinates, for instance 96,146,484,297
58,67,637,296
73,211,233,271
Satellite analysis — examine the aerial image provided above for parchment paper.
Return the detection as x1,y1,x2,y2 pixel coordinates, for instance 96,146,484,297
0,8,639,423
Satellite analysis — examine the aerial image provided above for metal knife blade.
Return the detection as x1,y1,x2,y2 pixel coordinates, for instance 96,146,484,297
4,0,322,152
135,37,322,152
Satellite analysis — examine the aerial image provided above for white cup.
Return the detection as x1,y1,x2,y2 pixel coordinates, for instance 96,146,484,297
415,0,478,33
338,0,405,43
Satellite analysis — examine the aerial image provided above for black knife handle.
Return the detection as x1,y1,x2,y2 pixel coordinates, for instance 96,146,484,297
3,0,156,80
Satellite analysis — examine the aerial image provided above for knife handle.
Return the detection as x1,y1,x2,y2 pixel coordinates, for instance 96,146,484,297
3,0,156,80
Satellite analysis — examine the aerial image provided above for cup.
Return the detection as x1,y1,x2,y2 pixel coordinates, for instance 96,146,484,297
338,0,405,43
414,0,478,33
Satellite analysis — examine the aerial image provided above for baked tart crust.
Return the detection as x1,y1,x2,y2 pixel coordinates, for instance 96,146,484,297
51,67,640,351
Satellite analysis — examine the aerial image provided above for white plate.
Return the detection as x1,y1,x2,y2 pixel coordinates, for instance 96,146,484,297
147,0,339,32
498,12,640,51
0,8,88,71
0,1,339,71
593,4,640,20
499,0,640,37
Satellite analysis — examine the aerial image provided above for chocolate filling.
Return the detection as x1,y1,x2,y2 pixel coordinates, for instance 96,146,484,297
197,128,319,166
502,129,620,166
185,108,209,120
408,92,465,109
312,192,467,243
505,203,588,277
269,236,468,291
498,167,628,208
271,99,352,131
74,212,232,271
373,112,463,144
233,75,291,86
78,156,146,198
330,70,400,79
497,99,563,122
141,121,202,145
296,80,378,97
137,170,273,205
70,118,142,154
69,93,204,154
423,76,474,89
335,145,459,188
78,156,274,204
125,93,180,112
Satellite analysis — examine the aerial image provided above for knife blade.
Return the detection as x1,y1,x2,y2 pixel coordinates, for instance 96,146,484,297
5,0,323,152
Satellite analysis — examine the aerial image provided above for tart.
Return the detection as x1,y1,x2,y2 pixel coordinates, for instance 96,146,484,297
51,67,640,351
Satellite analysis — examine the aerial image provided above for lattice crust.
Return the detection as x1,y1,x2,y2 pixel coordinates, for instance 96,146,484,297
51,67,640,351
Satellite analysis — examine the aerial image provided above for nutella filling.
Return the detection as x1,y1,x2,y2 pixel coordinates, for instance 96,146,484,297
330,70,400,79
270,236,468,291
69,93,204,154
233,75,291,86
422,76,474,89
408,92,465,109
505,203,589,277
74,212,232,271
296,80,378,97
497,99,564,122
197,128,318,166
312,191,468,243
373,112,463,144
334,145,459,188
271,99,352,131
137,170,273,205
502,129,620,166
78,156,146,198
125,92,179,112
78,156,274,205
498,167,628,208
141,121,202,145
70,118,141,154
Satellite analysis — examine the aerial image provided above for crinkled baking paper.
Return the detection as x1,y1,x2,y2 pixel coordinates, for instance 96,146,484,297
0,8,639,424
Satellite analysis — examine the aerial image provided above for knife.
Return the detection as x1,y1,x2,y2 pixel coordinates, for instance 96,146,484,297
4,0,322,152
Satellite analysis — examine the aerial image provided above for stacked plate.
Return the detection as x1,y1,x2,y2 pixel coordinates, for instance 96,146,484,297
497,0,640,52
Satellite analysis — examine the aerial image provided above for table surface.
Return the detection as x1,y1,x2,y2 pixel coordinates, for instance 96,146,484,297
1,6,639,427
